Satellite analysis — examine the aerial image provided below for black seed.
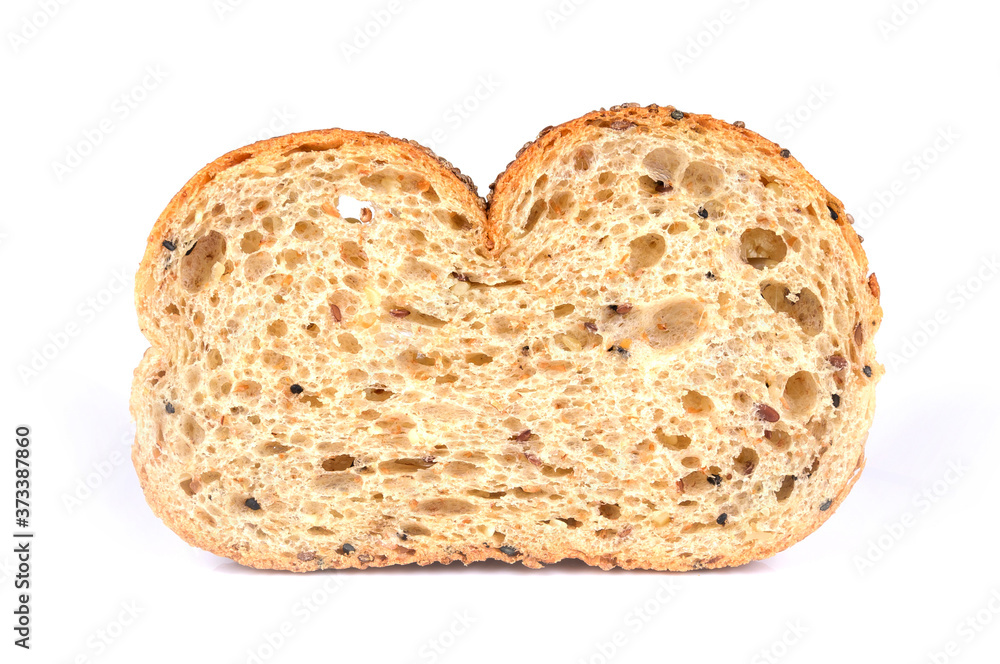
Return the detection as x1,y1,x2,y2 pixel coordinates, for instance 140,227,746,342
342,543,355,554
863,365,873,378
733,120,746,128
706,271,716,280
820,499,833,511
609,303,633,315
521,345,530,356
450,271,469,282
244,497,261,510
398,532,408,541
707,474,722,486
832,394,841,408
607,345,630,359
162,240,177,251
716,513,728,526
499,545,518,556
185,242,197,256
779,149,791,158
828,206,839,221
289,383,304,394
670,110,684,120
165,402,175,414
697,207,709,219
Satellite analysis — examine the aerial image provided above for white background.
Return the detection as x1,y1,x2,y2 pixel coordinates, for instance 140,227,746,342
2,0,999,662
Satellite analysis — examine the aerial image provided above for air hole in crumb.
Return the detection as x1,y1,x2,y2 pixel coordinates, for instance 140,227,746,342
181,231,227,292
468,488,505,499
541,465,573,478
760,282,824,336
553,304,575,318
599,504,621,520
740,229,787,269
783,371,819,415
654,428,691,450
422,186,440,203
267,320,287,337
465,353,493,366
293,220,322,241
735,447,759,475
681,161,725,199
764,427,792,450
260,442,291,455
380,458,435,474
364,387,394,402
261,216,281,233
646,300,705,349
434,209,473,231
628,233,666,272
415,498,476,515
680,471,711,493
281,248,306,268
573,147,596,171
445,461,482,478
682,390,714,414
340,241,368,269
244,252,273,281
337,333,362,354
642,146,686,184
240,231,263,253
776,475,796,501
681,456,701,468
523,199,548,234
322,455,355,471
548,191,575,218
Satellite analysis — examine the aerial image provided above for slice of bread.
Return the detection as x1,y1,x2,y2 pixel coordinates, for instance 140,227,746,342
131,104,882,571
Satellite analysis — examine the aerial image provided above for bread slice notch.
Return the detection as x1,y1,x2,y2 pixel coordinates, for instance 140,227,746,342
132,108,881,572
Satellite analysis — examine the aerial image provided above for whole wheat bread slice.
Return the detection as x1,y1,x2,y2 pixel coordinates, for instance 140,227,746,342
131,104,882,571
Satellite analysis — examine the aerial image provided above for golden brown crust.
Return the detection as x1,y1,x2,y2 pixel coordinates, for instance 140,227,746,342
133,105,881,572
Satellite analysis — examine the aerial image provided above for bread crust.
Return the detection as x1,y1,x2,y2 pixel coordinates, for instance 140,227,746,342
132,105,881,572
